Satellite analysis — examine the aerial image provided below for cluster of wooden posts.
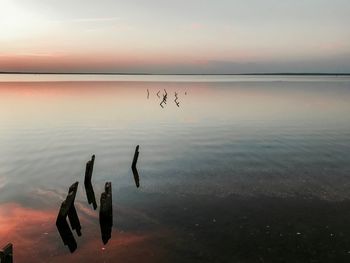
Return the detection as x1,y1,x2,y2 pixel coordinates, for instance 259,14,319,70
150,89,185,108
56,145,140,253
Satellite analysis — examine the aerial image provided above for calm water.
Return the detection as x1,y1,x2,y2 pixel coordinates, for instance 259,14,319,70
1,75,350,262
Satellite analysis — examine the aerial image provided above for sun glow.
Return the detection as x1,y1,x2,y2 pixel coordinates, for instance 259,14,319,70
0,0,47,40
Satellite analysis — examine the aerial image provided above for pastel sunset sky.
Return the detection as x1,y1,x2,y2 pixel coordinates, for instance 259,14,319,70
1,0,349,73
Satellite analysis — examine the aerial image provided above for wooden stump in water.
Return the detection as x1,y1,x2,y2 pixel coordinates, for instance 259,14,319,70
0,243,13,263
131,145,140,188
56,182,81,253
99,182,113,245
84,155,97,210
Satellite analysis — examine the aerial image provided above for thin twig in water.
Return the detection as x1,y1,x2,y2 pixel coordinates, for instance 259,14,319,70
174,91,180,107
160,91,168,108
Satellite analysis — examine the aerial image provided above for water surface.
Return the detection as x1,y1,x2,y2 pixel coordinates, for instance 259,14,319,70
1,75,350,262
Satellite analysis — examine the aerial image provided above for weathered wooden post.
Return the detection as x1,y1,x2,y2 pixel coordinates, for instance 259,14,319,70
99,182,113,245
56,182,81,252
84,155,97,210
131,145,140,188
85,155,95,183
0,243,13,263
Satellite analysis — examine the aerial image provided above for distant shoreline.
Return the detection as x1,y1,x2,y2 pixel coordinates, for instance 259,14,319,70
1,72,350,76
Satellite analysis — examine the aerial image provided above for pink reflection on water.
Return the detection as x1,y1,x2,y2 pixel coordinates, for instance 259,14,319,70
0,202,166,263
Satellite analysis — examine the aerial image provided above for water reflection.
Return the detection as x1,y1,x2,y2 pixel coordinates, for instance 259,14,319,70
56,182,81,252
1,75,350,262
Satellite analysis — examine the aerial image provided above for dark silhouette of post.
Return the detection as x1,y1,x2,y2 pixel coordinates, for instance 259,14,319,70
99,182,113,245
131,145,140,188
147,89,149,99
56,182,81,253
163,89,168,104
84,155,97,210
160,91,168,108
0,243,13,263
174,92,180,107
85,155,95,182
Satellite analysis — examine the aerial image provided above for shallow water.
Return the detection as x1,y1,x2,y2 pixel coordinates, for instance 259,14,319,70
1,75,350,262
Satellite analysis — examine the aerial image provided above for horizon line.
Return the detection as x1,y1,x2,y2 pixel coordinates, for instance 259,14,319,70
1,72,350,76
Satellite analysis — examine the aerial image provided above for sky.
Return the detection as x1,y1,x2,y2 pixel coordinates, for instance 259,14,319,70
0,0,349,73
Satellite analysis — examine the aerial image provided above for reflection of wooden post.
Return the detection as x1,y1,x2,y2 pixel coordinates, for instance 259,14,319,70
99,182,113,245
67,183,82,236
131,145,140,188
84,155,97,210
56,182,81,253
0,243,13,263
